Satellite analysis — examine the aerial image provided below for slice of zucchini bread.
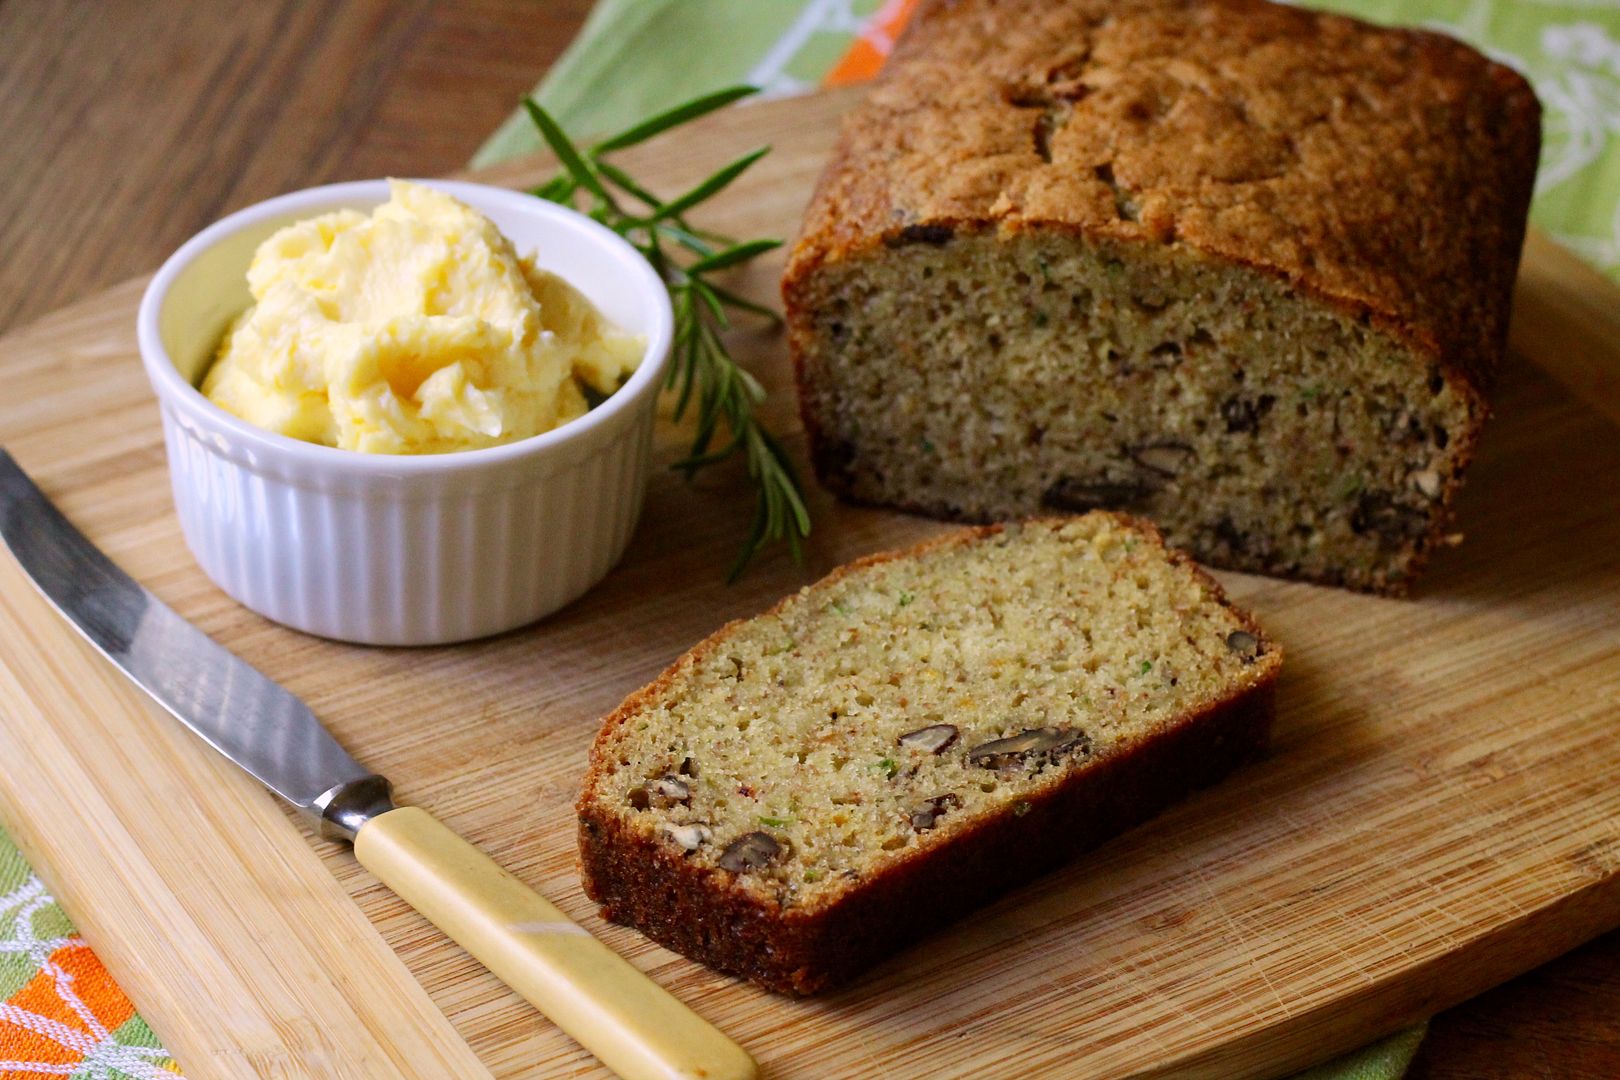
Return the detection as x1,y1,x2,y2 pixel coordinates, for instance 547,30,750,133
578,515,1281,994
782,0,1541,595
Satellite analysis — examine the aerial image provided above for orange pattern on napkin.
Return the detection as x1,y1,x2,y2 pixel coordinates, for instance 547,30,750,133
823,0,921,86
0,841,183,1079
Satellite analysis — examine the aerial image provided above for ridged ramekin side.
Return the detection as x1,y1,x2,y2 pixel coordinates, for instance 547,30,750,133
160,390,658,646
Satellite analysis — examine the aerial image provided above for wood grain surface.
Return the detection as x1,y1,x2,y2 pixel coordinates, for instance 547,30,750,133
2,5,1619,1077
2,84,1620,1078
0,0,592,336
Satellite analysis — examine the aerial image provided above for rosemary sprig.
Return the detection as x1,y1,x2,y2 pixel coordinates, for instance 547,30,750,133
523,87,809,580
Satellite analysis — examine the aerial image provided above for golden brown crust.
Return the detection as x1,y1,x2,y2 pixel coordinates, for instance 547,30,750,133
781,0,1539,598
577,515,1281,993
782,0,1541,398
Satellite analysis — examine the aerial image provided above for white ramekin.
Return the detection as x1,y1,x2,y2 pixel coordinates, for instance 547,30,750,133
136,180,673,646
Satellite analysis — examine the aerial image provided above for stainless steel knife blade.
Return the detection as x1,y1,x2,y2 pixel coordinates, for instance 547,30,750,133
0,450,371,809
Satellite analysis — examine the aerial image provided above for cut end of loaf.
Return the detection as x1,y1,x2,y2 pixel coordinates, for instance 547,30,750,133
788,230,1482,594
577,515,1280,992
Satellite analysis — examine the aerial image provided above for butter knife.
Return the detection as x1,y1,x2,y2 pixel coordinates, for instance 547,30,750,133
0,450,755,1080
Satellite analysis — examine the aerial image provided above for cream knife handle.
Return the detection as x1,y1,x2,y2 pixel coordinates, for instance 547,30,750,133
353,806,756,1080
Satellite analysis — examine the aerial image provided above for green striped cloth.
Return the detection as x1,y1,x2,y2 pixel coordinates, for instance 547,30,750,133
0,827,182,1077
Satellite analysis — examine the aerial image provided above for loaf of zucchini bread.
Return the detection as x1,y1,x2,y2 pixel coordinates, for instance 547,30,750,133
782,0,1541,594
578,515,1280,994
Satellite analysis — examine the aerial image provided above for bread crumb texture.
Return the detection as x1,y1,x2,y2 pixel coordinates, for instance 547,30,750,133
783,0,1540,594
580,515,1277,915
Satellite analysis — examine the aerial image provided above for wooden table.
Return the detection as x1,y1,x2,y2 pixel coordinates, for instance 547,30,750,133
1,3,1616,1076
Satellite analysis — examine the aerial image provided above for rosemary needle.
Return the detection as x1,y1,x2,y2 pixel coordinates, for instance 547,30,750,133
524,88,810,581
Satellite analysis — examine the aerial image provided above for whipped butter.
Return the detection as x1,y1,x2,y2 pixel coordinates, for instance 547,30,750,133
202,180,642,454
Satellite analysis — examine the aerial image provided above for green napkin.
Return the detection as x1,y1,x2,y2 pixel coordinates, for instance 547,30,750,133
0,827,182,1077
472,0,899,171
1295,1024,1431,1080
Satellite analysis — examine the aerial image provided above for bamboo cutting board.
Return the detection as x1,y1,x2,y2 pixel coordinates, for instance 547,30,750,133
1,88,1619,1079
